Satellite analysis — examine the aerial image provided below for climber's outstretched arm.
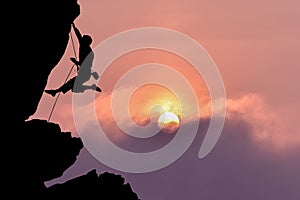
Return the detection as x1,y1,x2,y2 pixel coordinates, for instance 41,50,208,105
72,23,83,41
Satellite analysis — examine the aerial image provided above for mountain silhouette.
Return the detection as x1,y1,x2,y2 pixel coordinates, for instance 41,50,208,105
45,169,139,199
5,0,139,199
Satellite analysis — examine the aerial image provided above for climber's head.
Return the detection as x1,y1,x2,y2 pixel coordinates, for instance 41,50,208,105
83,35,92,45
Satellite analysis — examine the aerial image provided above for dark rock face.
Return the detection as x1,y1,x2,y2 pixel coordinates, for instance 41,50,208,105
11,0,80,122
5,0,140,199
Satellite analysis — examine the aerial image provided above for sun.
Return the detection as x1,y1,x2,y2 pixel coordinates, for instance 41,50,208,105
158,112,180,134
129,83,182,126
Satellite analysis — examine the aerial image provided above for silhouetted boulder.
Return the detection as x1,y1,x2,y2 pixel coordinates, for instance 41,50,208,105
10,119,83,196
23,119,83,182
45,169,140,199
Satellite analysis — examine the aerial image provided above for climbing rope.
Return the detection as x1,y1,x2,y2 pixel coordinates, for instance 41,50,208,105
47,30,78,122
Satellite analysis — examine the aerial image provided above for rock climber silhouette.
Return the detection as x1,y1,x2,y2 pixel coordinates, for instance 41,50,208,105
45,23,101,97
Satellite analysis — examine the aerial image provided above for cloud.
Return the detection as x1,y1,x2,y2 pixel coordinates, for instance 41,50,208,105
225,93,300,151
72,87,300,152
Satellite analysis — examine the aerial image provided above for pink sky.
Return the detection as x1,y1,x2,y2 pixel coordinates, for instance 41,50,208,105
33,0,300,149
34,1,300,198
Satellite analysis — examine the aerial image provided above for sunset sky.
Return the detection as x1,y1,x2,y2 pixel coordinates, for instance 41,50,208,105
32,0,299,199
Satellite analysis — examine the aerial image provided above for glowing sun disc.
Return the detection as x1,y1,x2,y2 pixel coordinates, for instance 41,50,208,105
158,112,180,134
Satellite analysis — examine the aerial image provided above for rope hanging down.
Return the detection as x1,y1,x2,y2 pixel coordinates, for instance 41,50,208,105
47,31,77,122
